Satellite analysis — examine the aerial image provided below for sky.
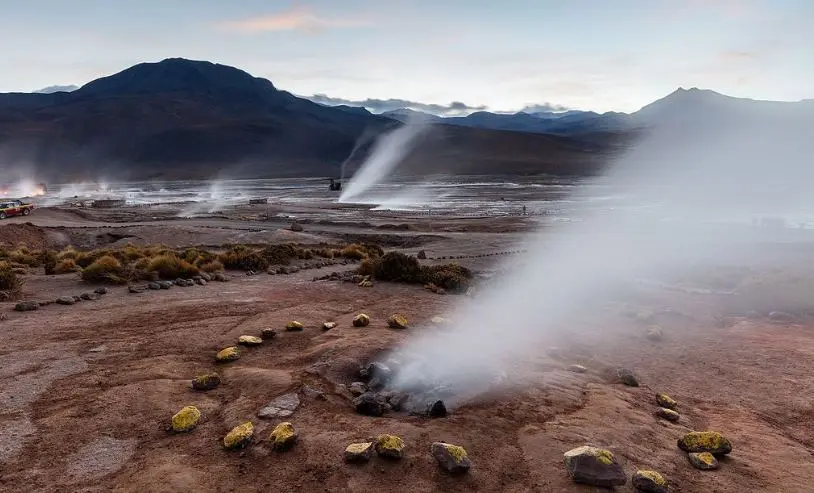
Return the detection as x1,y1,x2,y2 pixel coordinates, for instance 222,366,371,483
0,0,812,114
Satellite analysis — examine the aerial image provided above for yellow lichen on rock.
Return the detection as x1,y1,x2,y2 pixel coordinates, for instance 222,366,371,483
632,470,668,493
238,335,263,346
696,452,716,465
352,313,370,327
678,431,732,455
387,314,409,329
191,372,221,391
375,434,405,459
431,442,471,473
269,422,298,451
344,441,374,463
215,346,240,363
171,405,201,432
637,470,666,486
223,422,254,450
656,392,678,409
285,321,304,331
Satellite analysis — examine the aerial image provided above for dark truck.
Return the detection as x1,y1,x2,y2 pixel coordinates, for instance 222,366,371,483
0,200,34,219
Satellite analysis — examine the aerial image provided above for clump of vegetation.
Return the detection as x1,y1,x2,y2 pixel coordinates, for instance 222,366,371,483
81,255,129,284
9,249,40,268
40,250,57,275
260,244,298,265
54,258,80,274
421,263,472,293
362,251,473,293
372,251,423,282
341,244,368,260
199,260,224,273
56,247,78,261
0,261,23,299
75,249,111,268
147,254,199,279
219,245,269,271
357,258,375,276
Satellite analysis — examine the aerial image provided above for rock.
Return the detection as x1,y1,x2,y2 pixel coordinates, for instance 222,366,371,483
73,295,82,302
80,292,100,301
677,431,732,455
645,325,664,341
277,267,288,275
344,442,374,463
199,272,212,282
14,301,39,312
656,392,677,410
374,434,405,459
417,250,427,259
191,373,221,391
687,451,719,470
171,406,201,432
88,345,107,353
617,368,639,387
564,446,627,487
245,270,256,276
269,422,298,451
94,287,108,295
261,328,277,340
258,393,300,419
300,385,326,400
632,470,669,493
568,364,587,373
358,280,373,288
147,282,161,290
128,285,144,294
349,382,367,395
387,314,409,329
238,335,263,346
213,273,228,282
768,310,798,323
285,320,304,332
56,296,76,305
431,316,451,325
354,392,385,417
352,314,370,327
223,422,253,450
37,300,52,306
427,400,447,418
431,442,471,474
364,362,393,390
157,281,172,290
655,407,680,423
290,221,304,232
215,346,240,363
386,392,409,411
195,278,207,286
322,321,337,330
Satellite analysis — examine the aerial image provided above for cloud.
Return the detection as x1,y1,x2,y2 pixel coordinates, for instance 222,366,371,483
33,84,78,94
306,94,488,116
517,103,572,114
219,6,369,34
718,51,758,61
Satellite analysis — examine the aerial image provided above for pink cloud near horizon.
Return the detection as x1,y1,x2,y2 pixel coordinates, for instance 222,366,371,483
219,6,370,34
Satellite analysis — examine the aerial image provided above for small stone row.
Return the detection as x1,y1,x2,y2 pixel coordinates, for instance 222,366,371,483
14,287,108,311
129,272,228,293
265,258,358,276
424,249,529,261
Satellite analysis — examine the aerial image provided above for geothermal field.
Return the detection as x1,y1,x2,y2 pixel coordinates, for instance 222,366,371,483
2,118,814,493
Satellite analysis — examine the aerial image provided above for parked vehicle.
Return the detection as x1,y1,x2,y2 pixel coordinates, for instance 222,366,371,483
0,200,34,219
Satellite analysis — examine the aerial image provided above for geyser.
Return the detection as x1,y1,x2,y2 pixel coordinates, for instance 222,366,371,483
387,106,814,405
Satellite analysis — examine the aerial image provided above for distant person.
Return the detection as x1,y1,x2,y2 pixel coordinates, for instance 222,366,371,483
522,205,527,215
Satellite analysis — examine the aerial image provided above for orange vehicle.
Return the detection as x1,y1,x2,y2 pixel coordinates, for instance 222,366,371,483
0,200,34,219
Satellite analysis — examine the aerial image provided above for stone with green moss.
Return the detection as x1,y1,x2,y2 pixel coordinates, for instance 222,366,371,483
285,320,304,332
655,407,680,423
687,451,719,470
563,445,626,487
171,405,201,433
238,335,263,346
431,442,471,474
632,470,668,493
387,314,409,329
374,434,405,459
677,431,732,455
344,442,374,463
215,346,240,363
352,314,370,327
269,422,298,451
656,392,677,410
223,422,253,450
191,372,221,391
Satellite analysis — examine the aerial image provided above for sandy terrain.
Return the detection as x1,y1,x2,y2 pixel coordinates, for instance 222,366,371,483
1,202,813,492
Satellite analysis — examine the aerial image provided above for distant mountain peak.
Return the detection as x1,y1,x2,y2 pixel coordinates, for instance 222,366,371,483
34,84,79,94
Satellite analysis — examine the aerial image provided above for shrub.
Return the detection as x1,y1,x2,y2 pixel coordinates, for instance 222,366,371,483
371,252,423,283
56,247,78,261
421,263,472,293
54,258,80,274
313,248,334,259
76,249,110,268
341,244,368,260
357,258,375,276
147,254,199,279
121,245,146,261
40,250,58,275
260,244,298,265
360,243,384,258
219,246,269,271
81,255,128,284
199,260,224,273
9,250,40,267
362,251,473,293
0,261,23,299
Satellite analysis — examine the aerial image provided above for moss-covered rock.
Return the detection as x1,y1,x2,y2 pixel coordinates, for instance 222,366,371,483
238,335,263,346
677,431,732,455
191,372,221,391
215,346,240,363
352,314,370,327
387,314,409,329
563,446,626,487
375,434,405,459
687,451,719,470
171,405,201,432
269,422,298,451
656,392,677,410
632,470,668,493
431,442,471,474
344,442,374,463
285,321,304,332
655,407,680,423
223,422,254,450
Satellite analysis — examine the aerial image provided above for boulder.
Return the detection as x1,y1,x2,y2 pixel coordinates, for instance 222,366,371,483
223,422,254,450
322,321,337,330
364,362,393,390
375,434,405,459
431,442,471,474
147,282,161,290
191,373,221,391
128,285,144,294
213,273,228,282
158,281,172,289
568,364,587,374
171,406,201,433
387,314,409,329
269,422,298,451
344,442,374,463
199,272,212,282
354,392,385,417
617,368,639,387
563,446,627,487
238,335,263,346
687,451,719,470
195,278,207,286
349,382,367,396
290,221,304,232
677,431,732,455
261,328,277,340
427,400,447,418
655,408,680,423
215,346,240,363
417,250,427,259
645,325,664,341
352,313,370,327
56,296,76,305
94,287,108,295
285,320,304,332
656,392,677,410
80,292,100,301
300,385,326,400
632,470,669,493
72,295,82,302
258,393,300,419
14,301,39,312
